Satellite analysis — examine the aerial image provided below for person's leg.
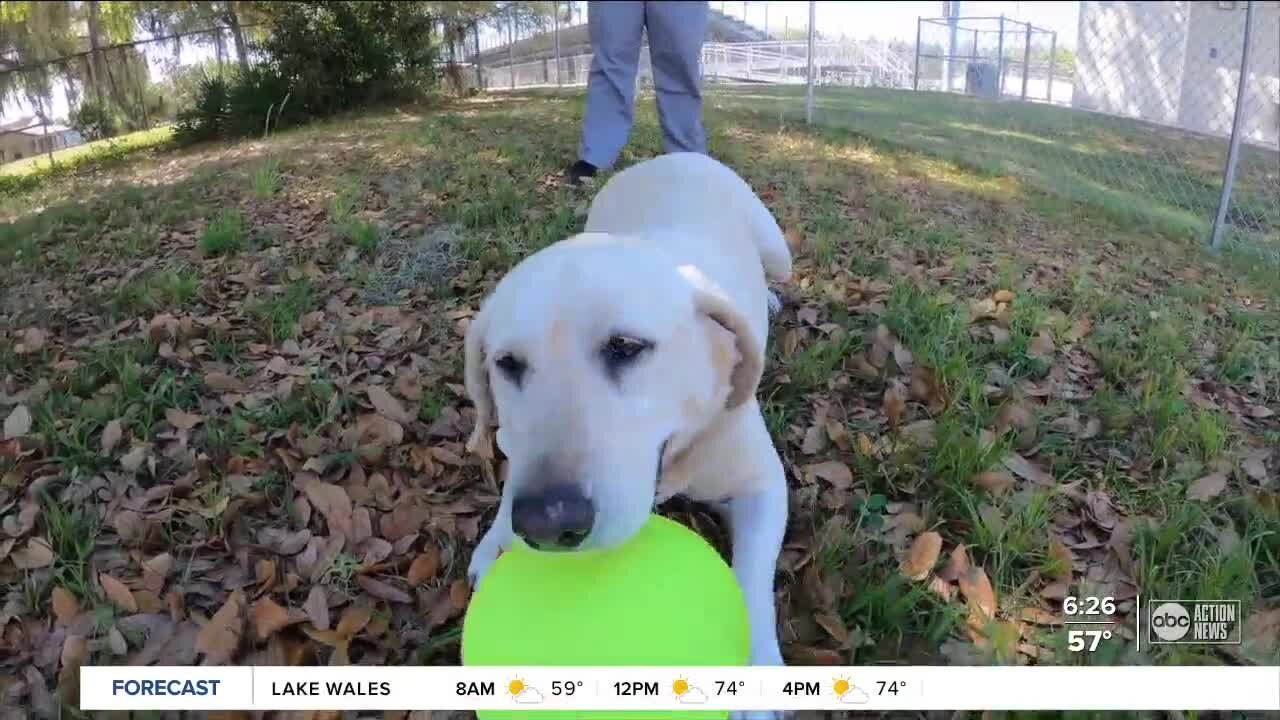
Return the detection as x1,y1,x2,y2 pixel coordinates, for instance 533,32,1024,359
644,1,709,155
576,1,646,174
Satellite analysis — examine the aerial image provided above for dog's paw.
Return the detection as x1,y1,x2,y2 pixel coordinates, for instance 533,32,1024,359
466,535,503,588
766,290,783,316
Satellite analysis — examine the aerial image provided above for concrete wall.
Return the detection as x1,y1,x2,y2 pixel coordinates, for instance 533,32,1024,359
1073,1,1191,125
1179,1,1280,147
1074,1,1280,148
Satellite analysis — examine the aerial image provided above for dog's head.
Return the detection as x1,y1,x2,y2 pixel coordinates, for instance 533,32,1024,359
464,233,761,551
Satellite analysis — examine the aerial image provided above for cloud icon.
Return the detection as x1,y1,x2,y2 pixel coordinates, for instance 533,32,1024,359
839,687,870,704
513,688,545,704
677,687,707,704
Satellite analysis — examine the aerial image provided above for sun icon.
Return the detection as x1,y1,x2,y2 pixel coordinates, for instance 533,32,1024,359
672,676,690,697
833,676,851,697
507,677,526,697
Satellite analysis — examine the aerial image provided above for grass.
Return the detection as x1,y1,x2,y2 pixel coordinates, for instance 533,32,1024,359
1,87,1277,684
0,126,174,195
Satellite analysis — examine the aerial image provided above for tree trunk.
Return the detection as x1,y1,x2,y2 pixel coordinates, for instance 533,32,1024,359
86,0,105,107
225,2,250,72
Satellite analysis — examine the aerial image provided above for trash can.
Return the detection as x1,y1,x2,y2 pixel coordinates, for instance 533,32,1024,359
966,63,1000,99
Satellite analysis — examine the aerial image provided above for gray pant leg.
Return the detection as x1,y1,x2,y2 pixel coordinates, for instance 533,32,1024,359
645,1,708,155
578,1,645,169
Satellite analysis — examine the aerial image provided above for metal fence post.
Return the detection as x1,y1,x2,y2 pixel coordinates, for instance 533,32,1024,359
913,17,921,91
996,14,1006,97
1209,0,1257,252
805,0,816,123
1020,21,1031,100
508,9,516,90
554,0,562,87
1047,30,1057,104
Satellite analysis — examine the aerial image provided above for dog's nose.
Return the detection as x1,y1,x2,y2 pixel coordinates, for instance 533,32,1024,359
511,485,595,550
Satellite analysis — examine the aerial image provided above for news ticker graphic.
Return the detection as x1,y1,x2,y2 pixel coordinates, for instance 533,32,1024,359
81,666,1280,712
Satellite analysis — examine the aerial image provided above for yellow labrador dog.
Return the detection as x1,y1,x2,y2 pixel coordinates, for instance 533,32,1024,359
464,153,791,691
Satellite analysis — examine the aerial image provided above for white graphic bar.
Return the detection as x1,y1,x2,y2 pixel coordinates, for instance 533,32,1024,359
81,666,1280,712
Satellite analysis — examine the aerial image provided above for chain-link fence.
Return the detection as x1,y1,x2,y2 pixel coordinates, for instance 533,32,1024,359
1,25,248,169
475,1,1278,261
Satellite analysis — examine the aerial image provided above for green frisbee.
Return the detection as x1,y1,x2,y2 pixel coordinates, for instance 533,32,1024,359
462,514,749,719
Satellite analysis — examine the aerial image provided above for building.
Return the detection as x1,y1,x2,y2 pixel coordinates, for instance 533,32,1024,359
0,116,85,164
1073,1,1280,149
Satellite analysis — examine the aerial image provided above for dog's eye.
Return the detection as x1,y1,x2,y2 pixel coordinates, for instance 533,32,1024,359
601,335,653,369
494,353,527,386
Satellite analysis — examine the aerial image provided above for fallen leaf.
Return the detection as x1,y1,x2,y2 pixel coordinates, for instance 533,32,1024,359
800,423,826,455
1187,472,1228,501
814,612,850,646
99,574,138,613
51,587,80,625
1047,538,1073,581
336,605,373,639
19,327,47,353
900,531,942,581
101,419,124,452
993,289,1014,304
165,408,204,430
882,383,906,430
1239,608,1280,661
367,385,412,424
856,433,875,457
804,460,853,490
143,553,174,593
1064,317,1092,343
3,404,32,439
250,596,295,640
1249,405,1275,419
1027,330,1056,360
304,481,354,539
959,565,997,625
120,444,150,473
407,549,441,586
449,579,471,610
1020,607,1064,626
196,591,245,664
12,536,54,569
1241,450,1269,482
304,586,330,631
937,544,970,583
973,470,1015,495
1004,453,1054,485
204,372,247,393
927,576,955,602
357,575,412,603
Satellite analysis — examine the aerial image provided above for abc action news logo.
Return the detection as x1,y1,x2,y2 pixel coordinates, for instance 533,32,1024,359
1148,600,1242,645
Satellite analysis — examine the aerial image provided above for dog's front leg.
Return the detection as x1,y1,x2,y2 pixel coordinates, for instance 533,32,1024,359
727,477,787,667
467,493,513,587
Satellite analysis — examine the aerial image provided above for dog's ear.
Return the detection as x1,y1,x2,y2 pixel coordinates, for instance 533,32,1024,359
683,267,762,411
464,302,496,456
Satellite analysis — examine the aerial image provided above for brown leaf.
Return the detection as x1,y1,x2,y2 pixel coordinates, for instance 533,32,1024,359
800,423,827,455
449,579,471,610
304,481,354,539
1020,607,1064,626
927,576,955,602
1040,578,1070,600
407,548,441,586
1028,330,1056,360
120,444,150,473
51,587,81,625
1187,471,1228,501
12,536,54,569
303,586,330,631
165,408,204,430
1241,449,1269,482
1249,405,1275,419
994,401,1035,436
993,289,1014,304
882,383,906,430
367,385,412,424
814,612,850,646
19,327,47,353
804,460,853,490
356,413,405,447
356,575,412,604
959,565,997,624
937,544,971,583
1004,453,1054,485
196,590,245,664
204,372,247,393
973,470,1015,495
900,531,942,581
1047,538,1074,581
143,553,174,594
3,404,32,439
99,574,138,613
1240,608,1280,661
1064,317,1093,343
336,605,373,639
856,432,875,457
250,596,295,640
101,419,124,453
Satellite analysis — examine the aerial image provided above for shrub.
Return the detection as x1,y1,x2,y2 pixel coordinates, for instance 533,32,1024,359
199,209,247,256
174,74,230,144
69,100,122,141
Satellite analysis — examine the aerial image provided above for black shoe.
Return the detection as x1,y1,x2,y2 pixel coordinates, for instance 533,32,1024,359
565,160,597,187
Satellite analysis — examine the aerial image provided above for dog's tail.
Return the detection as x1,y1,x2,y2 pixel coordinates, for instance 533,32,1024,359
748,194,792,283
